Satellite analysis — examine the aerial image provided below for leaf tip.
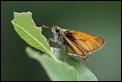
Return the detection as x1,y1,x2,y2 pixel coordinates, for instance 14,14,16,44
13,12,32,15
11,12,32,24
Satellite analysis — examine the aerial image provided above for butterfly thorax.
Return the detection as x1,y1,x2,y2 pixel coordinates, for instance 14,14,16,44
51,26,65,45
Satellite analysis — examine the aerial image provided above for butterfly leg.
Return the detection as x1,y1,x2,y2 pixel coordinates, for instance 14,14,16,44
53,42,59,54
48,38,54,43
48,38,60,54
80,55,89,61
48,38,55,53
62,45,67,54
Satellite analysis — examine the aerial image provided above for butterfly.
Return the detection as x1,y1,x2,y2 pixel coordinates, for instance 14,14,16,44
42,25,105,61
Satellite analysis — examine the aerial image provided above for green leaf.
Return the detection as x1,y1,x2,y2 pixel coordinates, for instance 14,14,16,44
11,12,50,55
26,46,77,81
12,12,98,81
52,48,98,81
26,47,98,81
11,12,59,62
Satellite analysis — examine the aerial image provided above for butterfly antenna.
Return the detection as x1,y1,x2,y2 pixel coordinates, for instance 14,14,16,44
42,25,51,28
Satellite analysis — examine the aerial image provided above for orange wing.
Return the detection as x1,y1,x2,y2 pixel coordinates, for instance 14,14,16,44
63,30,105,54
64,35,89,60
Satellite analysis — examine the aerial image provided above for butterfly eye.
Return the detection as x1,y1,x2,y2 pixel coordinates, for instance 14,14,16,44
55,29,60,33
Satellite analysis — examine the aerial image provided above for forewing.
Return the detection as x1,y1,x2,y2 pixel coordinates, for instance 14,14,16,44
64,30,105,54
64,36,89,60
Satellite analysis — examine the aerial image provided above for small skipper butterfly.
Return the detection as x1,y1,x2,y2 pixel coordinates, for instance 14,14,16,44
42,25,105,61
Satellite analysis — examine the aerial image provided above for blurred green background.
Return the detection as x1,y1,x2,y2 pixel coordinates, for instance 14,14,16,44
1,1,121,81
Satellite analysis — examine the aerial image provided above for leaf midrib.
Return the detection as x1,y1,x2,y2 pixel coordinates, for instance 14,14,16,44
12,21,60,62
12,22,51,55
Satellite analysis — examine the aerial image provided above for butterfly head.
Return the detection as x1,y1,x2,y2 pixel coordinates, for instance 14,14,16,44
51,25,61,34
42,25,61,34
